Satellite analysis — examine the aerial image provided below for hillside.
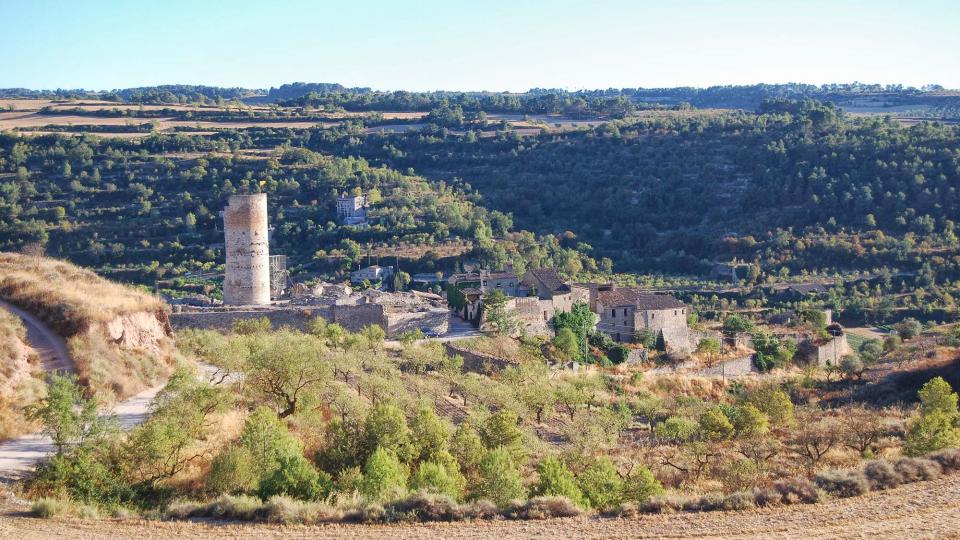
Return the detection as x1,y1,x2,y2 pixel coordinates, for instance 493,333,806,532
0,253,177,400
0,307,41,439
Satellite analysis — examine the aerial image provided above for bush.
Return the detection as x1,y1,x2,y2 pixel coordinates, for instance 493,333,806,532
387,492,460,521
640,495,685,514
721,491,755,511
904,410,960,456
621,465,664,504
206,446,258,495
362,447,409,502
927,448,960,473
232,317,272,335
863,460,900,490
814,469,869,498
504,496,582,520
894,457,942,483
259,495,340,524
683,493,724,512
409,461,460,499
474,447,525,506
257,453,331,501
654,416,699,443
530,457,585,506
459,499,498,520
577,457,624,511
32,497,100,519
200,495,263,520
767,478,819,505
699,407,735,441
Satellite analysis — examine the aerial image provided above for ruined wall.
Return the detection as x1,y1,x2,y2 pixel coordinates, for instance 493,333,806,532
386,309,448,336
170,303,405,335
223,194,271,306
799,334,851,367
444,342,514,374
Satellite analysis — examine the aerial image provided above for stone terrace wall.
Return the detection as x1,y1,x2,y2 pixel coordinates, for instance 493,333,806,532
170,303,392,334
444,342,514,374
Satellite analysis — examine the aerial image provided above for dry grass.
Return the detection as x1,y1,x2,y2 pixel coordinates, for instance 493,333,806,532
0,308,43,440
0,252,164,335
0,252,175,401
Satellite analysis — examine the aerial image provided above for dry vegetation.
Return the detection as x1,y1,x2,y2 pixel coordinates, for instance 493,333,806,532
0,308,43,439
0,252,177,400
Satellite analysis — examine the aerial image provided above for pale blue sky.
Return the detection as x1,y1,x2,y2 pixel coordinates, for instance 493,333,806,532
2,0,958,91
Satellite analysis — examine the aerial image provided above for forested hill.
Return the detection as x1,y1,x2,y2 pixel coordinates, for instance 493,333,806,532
309,100,960,280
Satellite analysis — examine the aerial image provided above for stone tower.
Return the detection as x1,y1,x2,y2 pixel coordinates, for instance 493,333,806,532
223,194,270,305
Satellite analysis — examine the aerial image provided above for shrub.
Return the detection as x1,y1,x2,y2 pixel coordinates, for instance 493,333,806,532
814,469,869,498
904,411,960,456
206,446,257,495
699,407,735,441
365,403,415,463
771,478,819,505
362,447,409,502
894,457,942,483
927,448,960,473
32,497,100,519
731,403,768,437
480,410,525,458
530,457,585,506
863,460,900,490
409,461,460,499
640,495,685,514
654,416,698,443
683,493,724,512
259,495,340,524
388,492,460,521
721,491,755,511
232,317,272,335
621,465,664,504
504,496,582,520
474,447,525,506
577,457,624,511
917,377,959,415
744,387,794,425
257,453,331,501
459,499,498,520
334,466,365,497
238,406,303,478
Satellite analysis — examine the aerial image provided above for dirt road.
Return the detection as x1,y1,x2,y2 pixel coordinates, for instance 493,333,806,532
0,299,72,374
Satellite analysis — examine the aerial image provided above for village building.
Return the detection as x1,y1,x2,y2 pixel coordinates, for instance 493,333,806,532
350,264,394,284
591,285,691,352
448,268,520,296
337,192,368,225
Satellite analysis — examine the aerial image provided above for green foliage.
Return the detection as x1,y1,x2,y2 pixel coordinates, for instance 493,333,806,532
552,327,579,360
362,447,409,501
553,302,594,361
840,355,865,380
409,461,461,499
858,340,884,364
621,466,664,504
479,410,525,461
917,377,959,416
905,378,960,456
474,447,525,506
723,314,755,333
576,457,624,511
244,330,331,418
27,373,111,455
699,406,735,442
743,387,794,425
237,406,303,480
654,416,699,443
206,446,257,495
258,453,331,501
530,457,585,506
450,422,486,480
895,318,923,340
231,317,272,335
483,289,518,336
634,329,656,349
364,403,415,463
730,403,769,437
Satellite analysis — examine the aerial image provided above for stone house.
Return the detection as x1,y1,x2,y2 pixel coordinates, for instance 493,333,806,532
448,268,520,296
592,285,691,352
350,264,394,284
337,193,368,225
520,267,587,316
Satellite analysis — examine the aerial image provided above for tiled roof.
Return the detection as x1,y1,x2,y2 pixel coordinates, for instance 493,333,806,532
597,287,685,309
526,267,567,293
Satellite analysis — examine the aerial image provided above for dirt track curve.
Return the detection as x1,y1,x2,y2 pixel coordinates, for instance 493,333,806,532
2,474,959,539
0,299,72,374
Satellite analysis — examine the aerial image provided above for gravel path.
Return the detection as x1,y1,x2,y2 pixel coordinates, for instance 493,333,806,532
2,474,959,539
0,299,72,374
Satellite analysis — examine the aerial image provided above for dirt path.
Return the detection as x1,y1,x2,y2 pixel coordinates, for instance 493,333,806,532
1,474,959,539
0,299,72,374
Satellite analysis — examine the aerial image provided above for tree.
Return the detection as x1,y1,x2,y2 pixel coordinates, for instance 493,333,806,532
410,406,451,463
699,407,735,442
483,290,517,336
905,377,960,456
895,318,922,340
362,447,408,501
245,331,331,417
237,406,302,479
917,377,958,415
787,416,840,473
393,270,411,292
858,340,883,365
552,327,579,360
450,422,486,483
206,445,257,495
27,373,111,456
364,403,415,463
621,465,664,503
743,387,794,425
839,355,865,380
530,457,586,506
722,314,755,333
553,301,594,360
696,337,721,364
480,410,525,461
258,452,331,501
731,403,768,438
409,461,461,498
577,456,624,511
475,447,525,505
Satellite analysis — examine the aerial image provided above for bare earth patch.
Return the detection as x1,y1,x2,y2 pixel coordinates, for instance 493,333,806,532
1,476,958,539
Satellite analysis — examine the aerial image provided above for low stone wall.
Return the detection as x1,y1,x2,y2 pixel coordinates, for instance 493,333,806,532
170,302,399,335
649,355,755,377
444,342,514,374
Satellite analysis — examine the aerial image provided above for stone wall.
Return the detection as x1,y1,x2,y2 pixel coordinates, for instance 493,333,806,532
798,334,851,367
649,355,755,377
443,342,514,374
170,302,400,335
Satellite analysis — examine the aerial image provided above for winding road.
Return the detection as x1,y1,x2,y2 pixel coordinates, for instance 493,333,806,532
0,302,171,482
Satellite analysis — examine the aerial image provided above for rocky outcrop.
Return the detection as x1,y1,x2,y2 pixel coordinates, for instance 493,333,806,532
103,310,174,358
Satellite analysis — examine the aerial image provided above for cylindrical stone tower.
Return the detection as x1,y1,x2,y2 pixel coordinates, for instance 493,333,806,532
223,194,271,305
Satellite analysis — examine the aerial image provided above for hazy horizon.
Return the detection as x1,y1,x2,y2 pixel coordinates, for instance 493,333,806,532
2,0,958,91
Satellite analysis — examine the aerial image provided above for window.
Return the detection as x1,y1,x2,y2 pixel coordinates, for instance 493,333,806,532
611,309,615,317
651,312,655,319
543,311,548,321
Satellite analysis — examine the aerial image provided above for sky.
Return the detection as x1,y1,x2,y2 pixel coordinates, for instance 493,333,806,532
2,0,958,91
